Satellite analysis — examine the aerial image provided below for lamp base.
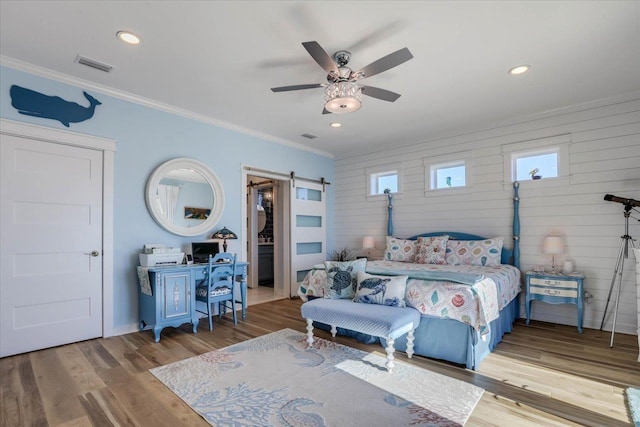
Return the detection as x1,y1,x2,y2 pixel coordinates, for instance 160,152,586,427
550,255,557,274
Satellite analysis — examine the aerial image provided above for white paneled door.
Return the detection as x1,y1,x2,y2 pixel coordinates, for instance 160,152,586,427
290,180,326,297
0,133,103,357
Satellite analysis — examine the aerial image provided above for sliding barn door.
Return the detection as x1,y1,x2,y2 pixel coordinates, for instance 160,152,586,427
0,133,103,357
290,181,326,297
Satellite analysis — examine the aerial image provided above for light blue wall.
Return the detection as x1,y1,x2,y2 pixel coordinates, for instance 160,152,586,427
0,65,335,332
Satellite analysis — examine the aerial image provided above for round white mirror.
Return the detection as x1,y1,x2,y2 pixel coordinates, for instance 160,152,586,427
257,205,267,233
145,158,225,236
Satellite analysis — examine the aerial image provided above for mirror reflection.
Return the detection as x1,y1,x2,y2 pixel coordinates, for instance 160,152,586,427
156,169,214,227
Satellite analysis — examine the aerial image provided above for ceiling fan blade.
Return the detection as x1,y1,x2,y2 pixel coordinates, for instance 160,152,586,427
271,83,323,92
322,107,331,115
355,47,413,79
360,85,401,102
302,41,339,74
346,20,404,52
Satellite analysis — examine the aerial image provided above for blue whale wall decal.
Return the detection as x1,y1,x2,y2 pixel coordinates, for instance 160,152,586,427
10,85,101,127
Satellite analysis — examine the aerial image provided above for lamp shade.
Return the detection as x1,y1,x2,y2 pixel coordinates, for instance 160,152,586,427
543,236,564,255
211,226,237,241
362,235,375,250
211,226,237,252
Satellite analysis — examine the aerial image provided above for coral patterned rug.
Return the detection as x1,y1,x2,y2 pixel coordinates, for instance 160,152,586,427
150,329,483,426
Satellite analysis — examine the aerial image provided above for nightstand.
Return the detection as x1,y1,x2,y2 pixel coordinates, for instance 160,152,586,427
525,271,584,333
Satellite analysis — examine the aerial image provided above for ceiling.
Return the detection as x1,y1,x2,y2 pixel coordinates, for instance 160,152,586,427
1,1,639,157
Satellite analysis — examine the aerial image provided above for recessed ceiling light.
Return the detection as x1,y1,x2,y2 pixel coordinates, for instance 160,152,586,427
508,65,530,75
330,122,342,128
116,31,142,45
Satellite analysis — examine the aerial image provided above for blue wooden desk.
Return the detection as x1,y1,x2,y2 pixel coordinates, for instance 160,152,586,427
138,261,248,342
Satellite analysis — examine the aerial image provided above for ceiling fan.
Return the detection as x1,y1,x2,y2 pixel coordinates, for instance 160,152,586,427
271,41,413,114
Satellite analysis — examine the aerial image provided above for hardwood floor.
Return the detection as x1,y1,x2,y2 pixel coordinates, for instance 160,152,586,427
1,298,638,426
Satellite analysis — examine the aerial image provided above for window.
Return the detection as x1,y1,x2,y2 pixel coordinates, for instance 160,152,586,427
366,162,403,199
430,162,467,189
502,134,570,186
513,149,558,181
423,152,472,194
371,171,398,194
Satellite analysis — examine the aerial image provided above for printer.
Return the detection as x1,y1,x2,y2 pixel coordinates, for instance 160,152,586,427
139,244,184,267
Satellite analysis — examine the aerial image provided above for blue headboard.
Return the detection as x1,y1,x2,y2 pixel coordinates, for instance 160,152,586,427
387,182,521,268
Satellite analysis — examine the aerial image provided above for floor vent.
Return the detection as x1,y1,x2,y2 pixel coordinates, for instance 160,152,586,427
75,55,114,73
301,133,318,139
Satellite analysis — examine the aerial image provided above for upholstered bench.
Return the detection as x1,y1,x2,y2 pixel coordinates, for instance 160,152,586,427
300,298,421,372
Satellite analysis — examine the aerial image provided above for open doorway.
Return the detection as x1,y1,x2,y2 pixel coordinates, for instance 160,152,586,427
242,166,328,307
246,175,287,306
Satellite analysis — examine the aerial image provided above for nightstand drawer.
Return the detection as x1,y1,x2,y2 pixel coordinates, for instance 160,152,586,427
530,285,578,298
529,277,578,288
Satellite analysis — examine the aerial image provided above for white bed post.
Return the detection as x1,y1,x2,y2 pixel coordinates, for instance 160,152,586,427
306,318,314,347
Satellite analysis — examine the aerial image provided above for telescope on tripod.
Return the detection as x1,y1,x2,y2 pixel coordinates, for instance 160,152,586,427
600,194,639,347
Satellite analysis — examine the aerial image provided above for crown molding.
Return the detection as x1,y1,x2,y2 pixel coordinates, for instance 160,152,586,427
0,55,334,159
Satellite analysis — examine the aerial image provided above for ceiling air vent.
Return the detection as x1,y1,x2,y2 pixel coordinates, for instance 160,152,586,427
74,55,114,73
301,133,318,139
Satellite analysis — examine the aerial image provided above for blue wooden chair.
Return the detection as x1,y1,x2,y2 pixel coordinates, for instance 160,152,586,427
195,253,238,330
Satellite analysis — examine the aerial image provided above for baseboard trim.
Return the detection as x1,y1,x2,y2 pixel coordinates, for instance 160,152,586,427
112,323,140,337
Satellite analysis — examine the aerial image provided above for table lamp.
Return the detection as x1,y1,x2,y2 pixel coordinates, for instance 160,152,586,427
211,226,237,252
362,235,375,259
543,235,564,274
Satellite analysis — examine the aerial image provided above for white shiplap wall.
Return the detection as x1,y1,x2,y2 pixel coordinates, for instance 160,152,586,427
333,96,640,334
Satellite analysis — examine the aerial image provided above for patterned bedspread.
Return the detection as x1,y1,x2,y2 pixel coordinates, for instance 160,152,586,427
298,260,521,336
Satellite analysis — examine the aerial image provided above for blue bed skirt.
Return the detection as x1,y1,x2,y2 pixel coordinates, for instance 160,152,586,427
313,297,520,371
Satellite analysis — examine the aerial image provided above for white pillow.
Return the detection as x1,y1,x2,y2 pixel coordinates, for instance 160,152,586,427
383,236,418,263
324,259,367,299
354,271,408,307
445,237,504,266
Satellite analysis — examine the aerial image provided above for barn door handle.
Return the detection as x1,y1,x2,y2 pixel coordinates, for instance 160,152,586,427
85,250,100,257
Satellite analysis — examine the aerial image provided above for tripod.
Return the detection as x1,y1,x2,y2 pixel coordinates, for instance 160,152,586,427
599,204,636,348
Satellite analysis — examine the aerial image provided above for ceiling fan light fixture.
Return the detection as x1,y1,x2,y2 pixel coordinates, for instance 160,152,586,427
324,82,362,114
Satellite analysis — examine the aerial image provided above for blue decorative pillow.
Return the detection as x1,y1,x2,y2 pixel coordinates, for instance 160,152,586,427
354,271,408,307
324,259,366,299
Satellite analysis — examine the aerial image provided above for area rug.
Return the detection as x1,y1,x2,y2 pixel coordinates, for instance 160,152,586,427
150,328,483,426
628,387,640,426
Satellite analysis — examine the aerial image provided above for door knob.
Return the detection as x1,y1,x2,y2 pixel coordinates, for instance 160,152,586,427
85,250,100,257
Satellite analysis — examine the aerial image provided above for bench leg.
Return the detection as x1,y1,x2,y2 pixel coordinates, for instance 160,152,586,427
330,325,337,337
385,338,395,372
406,329,415,359
305,318,314,348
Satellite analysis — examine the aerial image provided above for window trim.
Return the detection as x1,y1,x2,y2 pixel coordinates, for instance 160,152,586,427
423,152,473,196
502,134,571,189
366,162,403,201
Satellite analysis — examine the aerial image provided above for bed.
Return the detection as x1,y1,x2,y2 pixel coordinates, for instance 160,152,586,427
298,182,522,370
